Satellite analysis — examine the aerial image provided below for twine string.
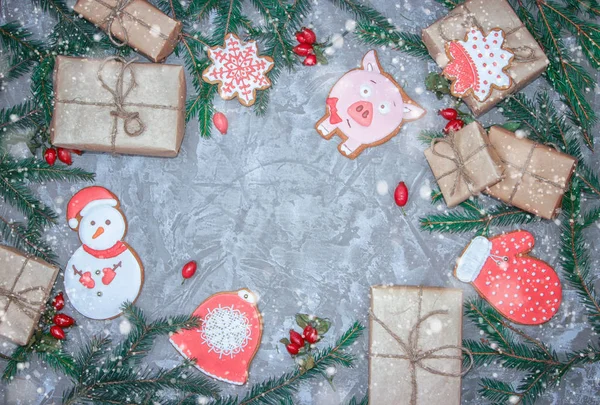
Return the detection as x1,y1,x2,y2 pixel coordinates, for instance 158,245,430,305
0,258,46,322
503,142,567,203
370,287,473,405
93,0,173,47
430,135,490,197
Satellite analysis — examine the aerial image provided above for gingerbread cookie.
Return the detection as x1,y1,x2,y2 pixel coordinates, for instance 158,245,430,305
170,289,263,385
64,186,144,320
315,50,426,160
454,230,562,325
202,33,274,107
443,28,514,102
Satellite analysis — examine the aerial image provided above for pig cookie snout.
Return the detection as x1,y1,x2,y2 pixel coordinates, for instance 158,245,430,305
347,101,373,127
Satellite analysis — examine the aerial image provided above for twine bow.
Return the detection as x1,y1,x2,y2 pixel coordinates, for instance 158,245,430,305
430,135,490,197
0,258,46,323
97,56,145,143
438,3,538,63
93,0,173,47
370,288,473,405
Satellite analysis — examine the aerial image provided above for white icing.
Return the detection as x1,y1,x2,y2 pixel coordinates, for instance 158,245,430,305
64,246,143,319
455,236,491,282
78,205,126,250
200,305,252,358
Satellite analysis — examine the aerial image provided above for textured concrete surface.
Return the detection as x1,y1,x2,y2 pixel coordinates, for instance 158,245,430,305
1,0,599,403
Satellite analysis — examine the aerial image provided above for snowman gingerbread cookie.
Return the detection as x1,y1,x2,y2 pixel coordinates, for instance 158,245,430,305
65,186,144,320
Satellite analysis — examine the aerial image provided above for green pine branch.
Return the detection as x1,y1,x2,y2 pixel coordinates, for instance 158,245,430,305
0,101,44,134
62,304,219,405
215,321,364,405
0,217,57,264
0,22,45,83
564,0,600,17
186,0,221,20
514,1,597,149
465,299,600,405
1,157,95,183
326,0,429,58
434,0,461,9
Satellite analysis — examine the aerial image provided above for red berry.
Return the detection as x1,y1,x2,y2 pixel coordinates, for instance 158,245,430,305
438,108,458,121
286,343,300,355
303,54,317,66
53,313,75,328
303,325,319,344
50,325,65,340
181,261,197,281
289,330,304,347
71,149,83,155
57,148,72,165
51,292,65,311
295,31,308,44
300,27,317,45
394,182,409,207
293,43,314,57
44,148,57,166
443,119,465,134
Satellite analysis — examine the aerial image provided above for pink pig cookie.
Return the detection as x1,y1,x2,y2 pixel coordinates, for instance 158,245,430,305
316,50,426,159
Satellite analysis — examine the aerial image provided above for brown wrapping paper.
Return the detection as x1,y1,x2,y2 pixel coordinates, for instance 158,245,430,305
369,286,467,405
485,126,577,219
0,245,59,346
50,56,186,157
422,0,549,116
74,0,182,63
424,122,504,207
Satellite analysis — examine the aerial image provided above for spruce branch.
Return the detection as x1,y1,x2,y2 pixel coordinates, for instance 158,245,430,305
0,216,57,264
63,304,219,405
215,321,364,405
0,157,95,184
0,22,45,83
0,101,43,133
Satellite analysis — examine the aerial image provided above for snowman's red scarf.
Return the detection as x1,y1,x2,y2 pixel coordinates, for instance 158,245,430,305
83,241,127,259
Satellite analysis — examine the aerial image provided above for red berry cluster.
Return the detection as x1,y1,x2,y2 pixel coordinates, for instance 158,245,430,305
285,325,319,355
293,27,319,66
49,292,75,340
44,147,82,166
438,108,465,134
280,314,330,363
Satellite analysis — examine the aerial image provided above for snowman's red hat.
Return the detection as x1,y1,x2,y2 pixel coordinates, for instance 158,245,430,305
67,186,118,229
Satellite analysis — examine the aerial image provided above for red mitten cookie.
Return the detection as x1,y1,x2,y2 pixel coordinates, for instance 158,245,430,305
455,230,562,325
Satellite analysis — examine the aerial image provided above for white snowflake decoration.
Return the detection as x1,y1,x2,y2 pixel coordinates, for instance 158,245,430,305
203,33,274,106
443,28,514,102
200,305,252,358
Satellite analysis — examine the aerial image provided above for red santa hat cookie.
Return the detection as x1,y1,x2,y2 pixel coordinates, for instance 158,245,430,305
67,186,118,229
454,230,562,325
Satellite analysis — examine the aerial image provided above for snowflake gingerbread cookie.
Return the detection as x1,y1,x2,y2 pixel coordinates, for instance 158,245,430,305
170,289,263,385
454,230,562,325
443,28,515,102
64,186,144,320
203,33,274,107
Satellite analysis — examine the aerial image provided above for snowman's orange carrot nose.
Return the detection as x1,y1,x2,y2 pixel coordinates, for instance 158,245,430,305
92,227,105,239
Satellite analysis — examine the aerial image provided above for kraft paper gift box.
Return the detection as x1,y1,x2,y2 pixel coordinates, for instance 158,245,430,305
424,122,504,208
422,0,549,116
0,245,59,346
369,285,467,405
50,56,186,157
74,0,182,63
484,126,577,219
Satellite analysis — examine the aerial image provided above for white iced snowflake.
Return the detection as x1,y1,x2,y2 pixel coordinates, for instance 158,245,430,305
203,33,274,107
200,305,252,358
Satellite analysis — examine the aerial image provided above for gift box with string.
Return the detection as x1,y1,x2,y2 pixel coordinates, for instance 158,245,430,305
484,126,577,219
0,245,59,346
369,285,468,404
74,0,182,63
422,0,549,116
50,56,186,157
424,122,504,208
